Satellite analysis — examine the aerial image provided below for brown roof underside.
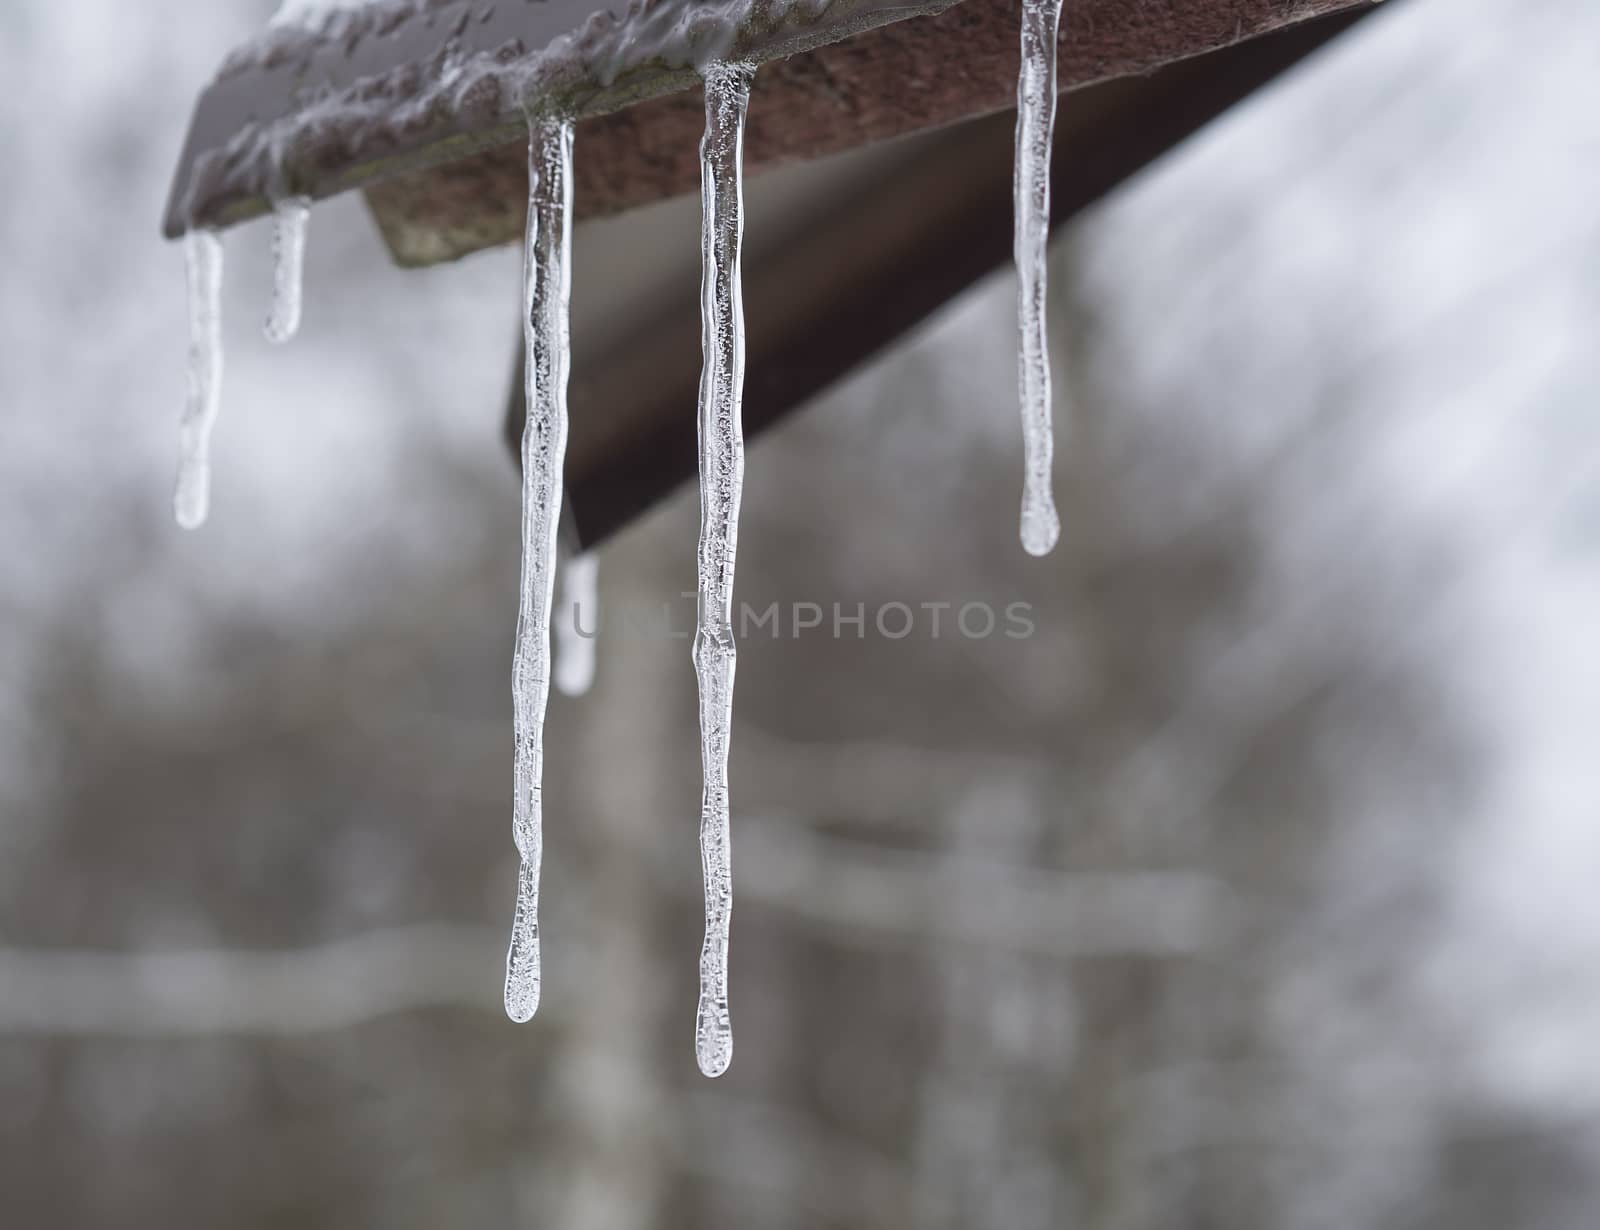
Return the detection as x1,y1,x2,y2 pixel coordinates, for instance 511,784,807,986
367,0,1375,265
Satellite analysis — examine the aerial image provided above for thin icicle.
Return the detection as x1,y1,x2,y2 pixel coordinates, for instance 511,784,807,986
504,114,575,1026
264,197,310,345
691,60,753,1080
554,553,599,698
174,230,225,531
1014,0,1064,557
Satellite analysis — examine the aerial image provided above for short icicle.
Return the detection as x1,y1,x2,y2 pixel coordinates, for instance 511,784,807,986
264,197,310,345
174,230,225,530
554,553,599,698
504,114,575,1025
691,61,754,1079
1014,0,1064,557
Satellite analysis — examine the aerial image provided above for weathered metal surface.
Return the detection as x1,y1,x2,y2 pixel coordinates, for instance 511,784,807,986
369,0,1377,265
166,0,1375,256
517,7,1376,547
162,0,961,240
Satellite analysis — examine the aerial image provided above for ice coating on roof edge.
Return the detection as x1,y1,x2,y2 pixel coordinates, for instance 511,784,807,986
250,0,838,78
182,0,935,230
270,0,384,30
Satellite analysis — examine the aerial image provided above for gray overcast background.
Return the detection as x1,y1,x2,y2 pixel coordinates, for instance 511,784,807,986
1,0,1598,1226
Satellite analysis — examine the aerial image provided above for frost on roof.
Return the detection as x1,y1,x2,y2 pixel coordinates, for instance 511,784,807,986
270,0,384,29
175,0,953,234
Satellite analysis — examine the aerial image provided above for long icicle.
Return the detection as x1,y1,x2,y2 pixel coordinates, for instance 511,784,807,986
264,197,310,345
1014,0,1064,557
505,114,575,1025
692,61,754,1079
174,230,225,530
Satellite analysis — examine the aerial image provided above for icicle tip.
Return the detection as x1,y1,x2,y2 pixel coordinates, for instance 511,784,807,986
504,976,540,1024
1021,496,1060,557
695,1013,733,1078
173,481,209,532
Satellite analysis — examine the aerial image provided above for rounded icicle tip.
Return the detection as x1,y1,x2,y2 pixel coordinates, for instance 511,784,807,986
173,479,209,531
1021,492,1060,557
264,198,311,346
697,1044,733,1080
695,1005,734,1078
505,965,540,1025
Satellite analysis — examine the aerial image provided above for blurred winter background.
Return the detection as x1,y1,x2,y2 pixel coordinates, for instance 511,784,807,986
2,0,1598,1225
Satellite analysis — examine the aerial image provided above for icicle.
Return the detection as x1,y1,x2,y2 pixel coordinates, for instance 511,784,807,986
691,61,753,1080
174,230,225,531
504,114,575,1026
554,553,599,698
264,197,310,345
1014,0,1064,557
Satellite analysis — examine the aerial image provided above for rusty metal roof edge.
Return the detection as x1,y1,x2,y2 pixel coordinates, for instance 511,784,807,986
161,0,962,241
362,0,1382,268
